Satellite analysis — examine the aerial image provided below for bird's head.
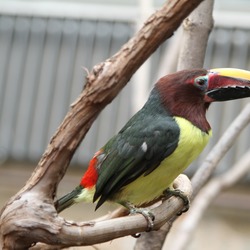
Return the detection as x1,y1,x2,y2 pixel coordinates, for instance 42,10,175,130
155,68,250,132
156,68,250,104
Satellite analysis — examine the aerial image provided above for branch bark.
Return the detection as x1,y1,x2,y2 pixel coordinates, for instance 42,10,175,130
177,0,214,70
2,176,192,249
0,0,205,249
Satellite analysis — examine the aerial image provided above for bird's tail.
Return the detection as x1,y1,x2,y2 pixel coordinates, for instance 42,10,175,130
55,185,83,213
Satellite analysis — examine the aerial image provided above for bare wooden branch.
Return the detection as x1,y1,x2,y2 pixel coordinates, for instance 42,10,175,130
177,0,214,70
0,0,206,249
28,175,191,249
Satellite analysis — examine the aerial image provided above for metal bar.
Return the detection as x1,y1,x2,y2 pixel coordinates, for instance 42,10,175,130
0,1,137,22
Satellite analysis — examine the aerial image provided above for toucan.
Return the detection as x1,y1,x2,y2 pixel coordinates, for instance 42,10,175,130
56,68,250,229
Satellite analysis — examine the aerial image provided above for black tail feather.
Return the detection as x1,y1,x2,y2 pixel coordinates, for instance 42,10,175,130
55,186,83,213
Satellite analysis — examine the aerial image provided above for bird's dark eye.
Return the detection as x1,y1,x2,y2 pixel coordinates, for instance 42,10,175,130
196,78,205,86
194,76,208,91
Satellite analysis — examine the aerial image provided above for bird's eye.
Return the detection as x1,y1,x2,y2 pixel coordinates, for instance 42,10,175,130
196,78,205,86
194,76,208,91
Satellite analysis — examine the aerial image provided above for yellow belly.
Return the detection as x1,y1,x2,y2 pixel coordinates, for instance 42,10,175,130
114,117,212,206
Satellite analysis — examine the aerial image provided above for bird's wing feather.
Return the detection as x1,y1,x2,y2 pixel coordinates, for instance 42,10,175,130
94,113,180,209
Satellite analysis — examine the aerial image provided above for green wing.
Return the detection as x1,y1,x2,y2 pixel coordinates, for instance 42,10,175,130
93,112,180,209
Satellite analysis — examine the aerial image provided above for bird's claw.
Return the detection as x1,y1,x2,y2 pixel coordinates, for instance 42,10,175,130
163,188,190,215
129,207,155,232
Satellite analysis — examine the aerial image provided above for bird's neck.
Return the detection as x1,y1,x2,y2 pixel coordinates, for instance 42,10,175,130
170,101,211,133
147,88,211,133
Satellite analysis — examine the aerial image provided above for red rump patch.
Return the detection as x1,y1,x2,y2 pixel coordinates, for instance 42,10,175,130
80,150,101,188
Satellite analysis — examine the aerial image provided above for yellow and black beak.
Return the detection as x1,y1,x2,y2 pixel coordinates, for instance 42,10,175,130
206,68,250,102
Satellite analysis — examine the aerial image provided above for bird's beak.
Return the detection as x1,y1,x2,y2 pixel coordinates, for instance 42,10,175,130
205,68,250,102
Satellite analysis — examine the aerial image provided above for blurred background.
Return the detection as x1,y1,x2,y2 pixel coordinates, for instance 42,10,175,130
0,0,250,249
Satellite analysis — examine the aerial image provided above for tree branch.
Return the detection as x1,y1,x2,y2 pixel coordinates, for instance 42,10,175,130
4,175,192,250
177,0,214,70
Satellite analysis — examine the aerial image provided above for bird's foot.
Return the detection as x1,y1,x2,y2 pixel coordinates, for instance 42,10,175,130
122,202,155,233
163,187,190,215
129,207,155,232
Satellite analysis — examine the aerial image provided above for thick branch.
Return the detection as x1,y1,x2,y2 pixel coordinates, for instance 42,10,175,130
55,175,192,248
2,176,191,249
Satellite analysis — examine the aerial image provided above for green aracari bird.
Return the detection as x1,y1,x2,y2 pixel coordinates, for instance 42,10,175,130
56,68,250,229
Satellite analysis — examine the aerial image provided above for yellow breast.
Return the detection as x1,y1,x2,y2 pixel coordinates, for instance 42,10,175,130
114,116,212,206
